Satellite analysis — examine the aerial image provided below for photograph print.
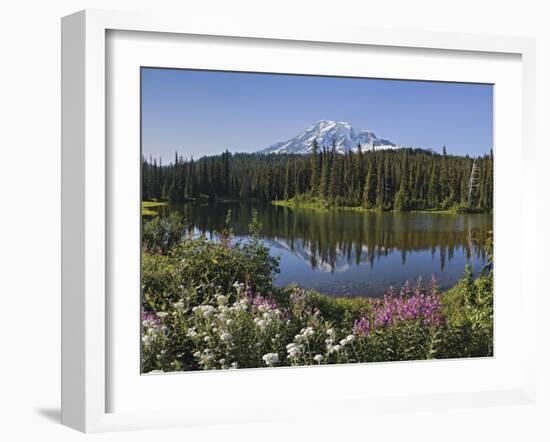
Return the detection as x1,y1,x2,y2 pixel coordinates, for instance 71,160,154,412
140,68,493,373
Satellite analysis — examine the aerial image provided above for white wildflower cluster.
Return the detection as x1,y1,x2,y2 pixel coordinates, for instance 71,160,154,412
141,316,165,348
215,294,227,305
142,317,159,329
192,304,216,317
256,304,271,313
254,317,268,329
141,329,157,346
262,352,279,366
193,349,214,367
253,307,282,330
286,342,303,360
173,300,185,310
340,335,355,347
293,326,314,344
286,326,316,363
186,294,252,369
231,298,249,312
313,354,324,364
232,281,245,295
220,332,232,342
326,332,354,355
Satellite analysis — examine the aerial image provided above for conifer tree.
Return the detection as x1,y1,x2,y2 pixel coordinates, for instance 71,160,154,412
363,158,377,209
319,147,329,199
428,163,440,208
328,143,340,202
309,139,320,195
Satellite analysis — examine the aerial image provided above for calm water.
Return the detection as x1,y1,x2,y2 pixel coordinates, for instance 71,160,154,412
156,202,492,297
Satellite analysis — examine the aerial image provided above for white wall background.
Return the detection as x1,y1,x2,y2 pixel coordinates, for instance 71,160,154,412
0,1,548,441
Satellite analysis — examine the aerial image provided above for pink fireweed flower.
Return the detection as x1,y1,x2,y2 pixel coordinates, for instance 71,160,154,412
141,309,161,328
353,317,372,337
372,279,445,328
290,288,308,305
246,290,278,311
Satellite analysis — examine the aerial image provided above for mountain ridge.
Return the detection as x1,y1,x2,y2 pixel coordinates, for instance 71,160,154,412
259,120,399,155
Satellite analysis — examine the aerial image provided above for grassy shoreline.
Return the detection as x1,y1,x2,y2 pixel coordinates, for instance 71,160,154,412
142,200,168,216
272,198,466,215
144,198,487,215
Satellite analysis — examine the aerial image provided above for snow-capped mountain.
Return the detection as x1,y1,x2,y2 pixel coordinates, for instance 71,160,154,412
259,120,399,155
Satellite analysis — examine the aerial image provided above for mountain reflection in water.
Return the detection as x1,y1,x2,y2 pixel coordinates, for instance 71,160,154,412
158,202,492,297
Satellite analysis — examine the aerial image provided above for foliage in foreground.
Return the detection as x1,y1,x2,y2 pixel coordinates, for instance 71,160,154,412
141,214,493,373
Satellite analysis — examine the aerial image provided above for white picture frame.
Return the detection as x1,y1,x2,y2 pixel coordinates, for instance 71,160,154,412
61,9,537,433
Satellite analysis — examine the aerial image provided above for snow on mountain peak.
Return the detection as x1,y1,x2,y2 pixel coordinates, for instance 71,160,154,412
259,120,398,155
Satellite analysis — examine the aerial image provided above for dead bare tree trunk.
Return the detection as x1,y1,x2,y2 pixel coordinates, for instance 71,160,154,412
467,159,479,208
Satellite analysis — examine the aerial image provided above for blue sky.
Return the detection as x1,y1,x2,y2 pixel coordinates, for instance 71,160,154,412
142,68,493,161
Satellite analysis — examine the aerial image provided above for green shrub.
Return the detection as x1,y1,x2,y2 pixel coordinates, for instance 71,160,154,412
142,212,185,255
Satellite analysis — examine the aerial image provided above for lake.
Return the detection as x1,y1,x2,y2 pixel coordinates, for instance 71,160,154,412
154,201,492,297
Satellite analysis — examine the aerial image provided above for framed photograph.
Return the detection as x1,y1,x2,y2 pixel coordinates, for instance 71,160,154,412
61,9,537,432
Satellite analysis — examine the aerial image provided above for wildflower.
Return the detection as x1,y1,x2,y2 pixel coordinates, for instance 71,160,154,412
333,345,342,352
290,288,308,308
346,334,355,343
254,318,268,329
248,292,278,311
236,299,249,311
262,353,279,366
326,328,335,336
371,280,444,328
313,354,324,364
353,317,371,337
226,319,233,326
339,339,348,346
230,362,238,369
141,310,161,328
286,343,302,359
156,311,168,319
220,332,232,342
215,294,227,305
186,327,198,338
204,336,211,342
232,281,245,294
193,305,216,317
201,305,216,317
